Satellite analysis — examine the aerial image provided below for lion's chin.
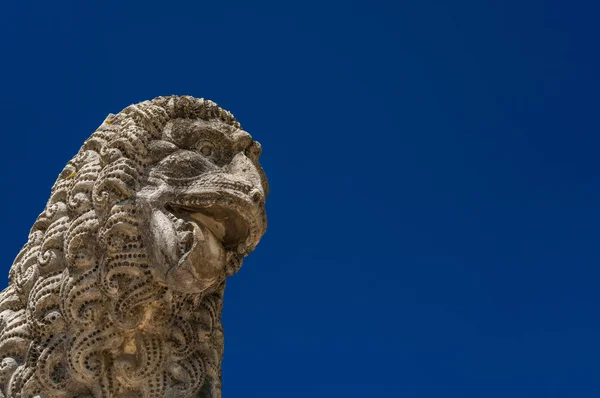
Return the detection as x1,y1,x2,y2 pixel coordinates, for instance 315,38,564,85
166,218,226,294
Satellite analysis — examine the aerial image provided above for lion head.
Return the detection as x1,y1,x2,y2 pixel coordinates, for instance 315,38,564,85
0,96,268,398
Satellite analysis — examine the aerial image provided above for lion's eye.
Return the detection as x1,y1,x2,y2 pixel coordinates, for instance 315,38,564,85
197,141,215,157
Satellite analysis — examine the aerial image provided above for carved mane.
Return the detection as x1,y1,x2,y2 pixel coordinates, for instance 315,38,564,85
0,96,260,397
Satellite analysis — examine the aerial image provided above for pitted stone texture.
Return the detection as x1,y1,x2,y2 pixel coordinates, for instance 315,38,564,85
0,96,268,398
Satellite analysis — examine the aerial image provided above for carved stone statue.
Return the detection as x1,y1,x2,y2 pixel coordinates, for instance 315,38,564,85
0,96,268,398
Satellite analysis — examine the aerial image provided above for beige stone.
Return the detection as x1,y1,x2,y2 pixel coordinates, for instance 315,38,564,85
0,96,268,397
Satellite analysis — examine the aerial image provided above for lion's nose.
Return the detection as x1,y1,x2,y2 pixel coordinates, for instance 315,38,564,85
227,152,264,195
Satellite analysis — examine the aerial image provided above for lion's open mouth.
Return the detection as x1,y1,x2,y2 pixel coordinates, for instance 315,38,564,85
165,190,264,252
168,202,249,249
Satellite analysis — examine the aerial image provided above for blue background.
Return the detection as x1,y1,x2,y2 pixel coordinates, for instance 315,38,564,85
1,1,600,396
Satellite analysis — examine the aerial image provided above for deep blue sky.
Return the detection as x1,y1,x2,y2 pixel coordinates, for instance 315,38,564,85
2,1,600,396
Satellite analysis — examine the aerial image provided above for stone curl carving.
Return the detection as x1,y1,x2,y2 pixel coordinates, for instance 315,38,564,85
0,96,268,398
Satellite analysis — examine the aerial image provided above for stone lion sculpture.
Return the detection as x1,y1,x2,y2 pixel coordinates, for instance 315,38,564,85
0,96,268,398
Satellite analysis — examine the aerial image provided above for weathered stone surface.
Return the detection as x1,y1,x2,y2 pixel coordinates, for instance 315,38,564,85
0,96,268,397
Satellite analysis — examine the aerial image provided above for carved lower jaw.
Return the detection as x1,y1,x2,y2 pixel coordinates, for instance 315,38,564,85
161,190,265,288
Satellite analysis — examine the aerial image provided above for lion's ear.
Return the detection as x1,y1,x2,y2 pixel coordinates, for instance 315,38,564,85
147,140,179,163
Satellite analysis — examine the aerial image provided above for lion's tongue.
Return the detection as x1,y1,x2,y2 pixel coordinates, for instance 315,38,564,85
190,212,226,242
185,220,226,281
